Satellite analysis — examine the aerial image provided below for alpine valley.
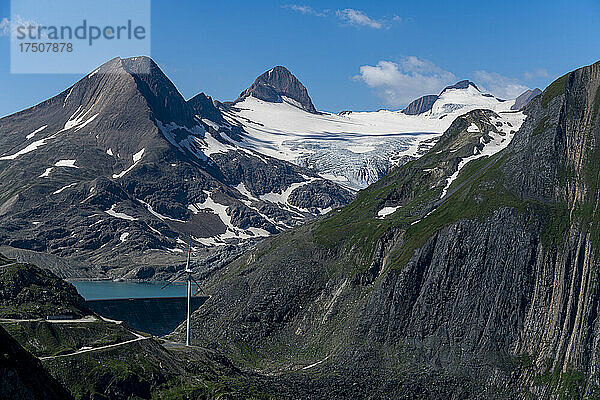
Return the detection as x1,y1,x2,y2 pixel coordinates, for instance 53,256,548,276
4,55,600,400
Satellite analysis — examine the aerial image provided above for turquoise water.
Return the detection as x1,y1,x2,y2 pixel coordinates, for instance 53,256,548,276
71,280,189,300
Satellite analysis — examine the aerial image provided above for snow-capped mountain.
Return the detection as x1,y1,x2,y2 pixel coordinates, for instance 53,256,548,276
232,65,318,114
218,70,526,189
0,57,352,278
0,58,534,278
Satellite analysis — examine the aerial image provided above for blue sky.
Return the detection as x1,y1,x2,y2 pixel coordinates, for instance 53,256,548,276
1,0,599,117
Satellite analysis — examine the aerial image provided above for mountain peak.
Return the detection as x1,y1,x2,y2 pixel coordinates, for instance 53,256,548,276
402,80,484,115
441,80,479,93
85,56,195,127
511,88,542,110
88,56,156,76
234,66,318,113
188,92,225,124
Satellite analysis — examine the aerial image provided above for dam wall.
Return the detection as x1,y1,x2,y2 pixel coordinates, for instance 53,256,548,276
85,296,207,336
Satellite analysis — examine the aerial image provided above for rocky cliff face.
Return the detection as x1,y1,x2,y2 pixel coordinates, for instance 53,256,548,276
188,92,226,125
402,94,438,115
234,66,318,113
182,61,600,399
512,88,543,110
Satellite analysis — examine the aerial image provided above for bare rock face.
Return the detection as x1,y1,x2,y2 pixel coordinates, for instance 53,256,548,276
234,66,318,113
511,88,542,110
287,180,354,212
402,94,438,115
183,61,600,399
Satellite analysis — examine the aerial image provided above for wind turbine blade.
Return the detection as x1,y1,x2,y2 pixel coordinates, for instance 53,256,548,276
160,280,174,290
160,273,182,290
190,276,208,295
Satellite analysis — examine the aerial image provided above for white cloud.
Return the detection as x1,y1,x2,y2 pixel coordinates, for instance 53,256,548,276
281,4,328,17
0,16,42,37
0,18,9,36
336,9,383,29
282,6,400,29
523,68,550,80
355,57,456,107
474,70,530,99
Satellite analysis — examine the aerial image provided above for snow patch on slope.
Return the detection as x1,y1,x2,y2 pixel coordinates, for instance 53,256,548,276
0,135,57,160
105,204,138,221
26,125,47,139
188,191,270,246
158,119,236,159
156,120,211,162
440,111,526,198
39,167,54,178
62,106,99,132
52,182,78,195
55,159,79,168
137,198,186,223
112,148,145,179
0,107,99,161
234,182,260,203
259,177,317,206
377,206,400,218
467,123,480,133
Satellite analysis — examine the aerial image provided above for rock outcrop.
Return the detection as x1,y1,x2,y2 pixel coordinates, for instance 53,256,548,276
402,94,438,115
512,88,542,110
234,66,318,113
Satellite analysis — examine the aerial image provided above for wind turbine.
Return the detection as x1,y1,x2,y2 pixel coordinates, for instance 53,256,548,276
162,239,202,346
184,240,195,346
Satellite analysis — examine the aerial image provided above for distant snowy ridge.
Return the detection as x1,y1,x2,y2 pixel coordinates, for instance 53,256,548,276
221,80,517,190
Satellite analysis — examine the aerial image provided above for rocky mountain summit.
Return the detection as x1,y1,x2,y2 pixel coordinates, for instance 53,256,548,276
512,87,543,110
180,60,600,399
441,79,479,92
402,79,528,116
0,57,352,279
234,65,318,113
